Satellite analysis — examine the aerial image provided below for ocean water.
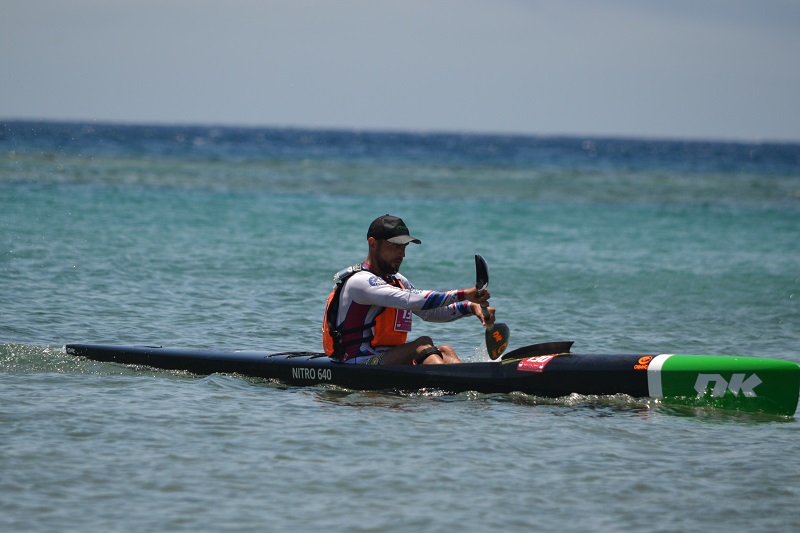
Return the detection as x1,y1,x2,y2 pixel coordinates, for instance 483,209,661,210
2,121,799,531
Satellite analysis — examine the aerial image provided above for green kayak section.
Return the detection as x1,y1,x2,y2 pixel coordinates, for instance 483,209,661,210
648,354,800,416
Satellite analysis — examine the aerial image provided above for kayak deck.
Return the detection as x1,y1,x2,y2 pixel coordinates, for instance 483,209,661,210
65,343,800,416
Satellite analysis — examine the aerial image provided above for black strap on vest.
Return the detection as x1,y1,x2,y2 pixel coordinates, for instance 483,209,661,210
326,264,377,361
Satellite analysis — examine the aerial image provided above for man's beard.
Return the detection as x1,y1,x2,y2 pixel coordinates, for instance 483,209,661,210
375,254,401,276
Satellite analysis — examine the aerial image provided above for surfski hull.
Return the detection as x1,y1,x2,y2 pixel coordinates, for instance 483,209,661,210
65,343,800,416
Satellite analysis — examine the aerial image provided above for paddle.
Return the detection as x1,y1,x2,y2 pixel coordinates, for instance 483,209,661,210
475,254,510,360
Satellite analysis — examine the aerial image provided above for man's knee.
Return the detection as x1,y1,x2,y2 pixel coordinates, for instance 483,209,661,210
411,336,434,348
414,345,444,365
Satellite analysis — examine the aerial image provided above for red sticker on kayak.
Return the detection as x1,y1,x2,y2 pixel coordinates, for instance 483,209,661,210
517,355,556,373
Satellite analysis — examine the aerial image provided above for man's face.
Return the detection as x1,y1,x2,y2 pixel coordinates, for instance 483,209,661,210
374,240,408,275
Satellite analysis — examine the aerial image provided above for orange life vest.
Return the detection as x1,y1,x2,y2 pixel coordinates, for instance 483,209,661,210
322,265,411,359
371,296,412,346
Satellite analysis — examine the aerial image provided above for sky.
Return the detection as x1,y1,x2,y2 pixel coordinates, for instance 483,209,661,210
3,0,800,142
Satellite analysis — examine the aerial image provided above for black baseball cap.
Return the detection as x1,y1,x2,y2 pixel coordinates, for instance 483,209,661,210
367,215,422,245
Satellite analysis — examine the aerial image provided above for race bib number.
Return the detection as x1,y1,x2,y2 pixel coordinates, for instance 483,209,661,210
394,309,413,332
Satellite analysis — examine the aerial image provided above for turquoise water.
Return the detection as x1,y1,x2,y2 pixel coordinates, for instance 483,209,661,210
2,122,800,531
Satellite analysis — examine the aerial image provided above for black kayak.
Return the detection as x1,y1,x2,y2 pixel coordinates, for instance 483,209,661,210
65,341,800,416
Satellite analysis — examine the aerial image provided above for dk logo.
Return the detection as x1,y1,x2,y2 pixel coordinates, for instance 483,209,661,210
694,373,762,397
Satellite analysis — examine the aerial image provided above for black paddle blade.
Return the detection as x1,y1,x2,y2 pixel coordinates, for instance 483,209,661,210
475,254,489,289
486,323,510,360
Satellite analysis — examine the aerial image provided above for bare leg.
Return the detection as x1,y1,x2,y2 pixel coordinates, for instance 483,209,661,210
380,337,438,365
437,344,463,364
379,337,462,365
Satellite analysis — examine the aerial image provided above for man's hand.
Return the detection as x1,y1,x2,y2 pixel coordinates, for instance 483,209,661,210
471,303,496,327
464,286,491,305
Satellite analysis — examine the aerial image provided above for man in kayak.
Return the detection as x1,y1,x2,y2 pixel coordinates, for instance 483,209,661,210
323,214,496,365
